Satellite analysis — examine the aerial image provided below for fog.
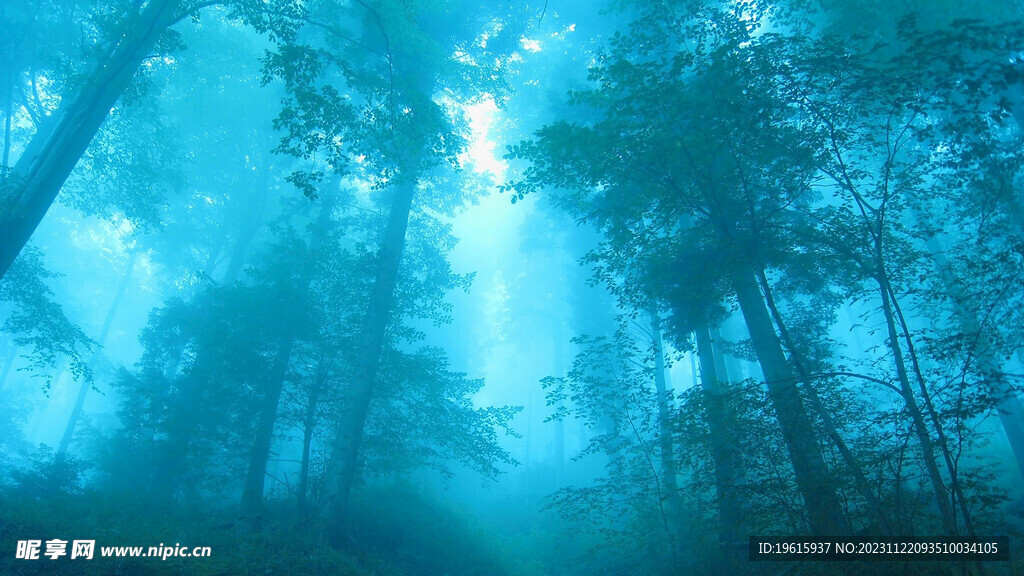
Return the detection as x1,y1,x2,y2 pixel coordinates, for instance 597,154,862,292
2,1,1024,575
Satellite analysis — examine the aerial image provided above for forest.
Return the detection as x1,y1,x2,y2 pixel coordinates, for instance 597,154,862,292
1,0,1024,574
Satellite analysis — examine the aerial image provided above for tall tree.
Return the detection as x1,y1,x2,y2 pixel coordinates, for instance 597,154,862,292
543,323,684,573
240,189,337,515
692,325,746,547
772,17,1024,533
505,3,851,534
257,0,527,534
0,0,189,278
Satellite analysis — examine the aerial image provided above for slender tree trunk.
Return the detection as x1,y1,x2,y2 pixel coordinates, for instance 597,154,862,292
731,266,850,536
201,232,227,280
3,72,11,175
711,327,732,383
0,0,182,280
997,396,1024,483
222,161,270,285
298,373,324,518
623,408,678,566
877,275,958,535
887,284,976,537
754,266,892,535
240,335,296,514
694,324,746,547
323,179,416,537
922,238,1024,485
553,317,565,485
241,193,335,515
57,250,137,456
649,306,679,499
649,305,685,563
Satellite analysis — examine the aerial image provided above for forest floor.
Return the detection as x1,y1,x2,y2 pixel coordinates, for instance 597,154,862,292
0,485,516,576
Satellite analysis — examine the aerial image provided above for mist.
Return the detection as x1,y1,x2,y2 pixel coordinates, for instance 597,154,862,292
2,1,1024,575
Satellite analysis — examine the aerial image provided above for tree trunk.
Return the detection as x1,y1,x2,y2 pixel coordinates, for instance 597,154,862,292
0,346,16,390
2,70,11,175
553,316,565,485
925,237,1024,488
298,372,324,518
731,266,850,536
888,285,977,537
0,0,182,280
648,304,685,562
649,305,679,499
689,352,699,389
694,324,746,547
323,179,416,537
221,158,271,285
240,335,295,515
710,327,733,383
58,249,137,456
876,275,958,535
754,266,892,535
997,396,1024,484
241,193,335,515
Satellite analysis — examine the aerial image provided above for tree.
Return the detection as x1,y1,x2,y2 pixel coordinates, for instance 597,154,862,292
505,3,850,535
691,325,746,548
773,15,1024,534
0,0,191,279
257,0,529,534
0,246,94,392
57,248,138,457
239,193,335,515
543,323,684,574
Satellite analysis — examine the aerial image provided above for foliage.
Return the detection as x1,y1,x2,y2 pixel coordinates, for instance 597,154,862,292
542,323,683,574
0,491,409,576
0,246,94,392
6,0,1024,574
62,92,183,232
254,0,527,203
9,444,89,498
506,0,1024,545
365,346,520,481
101,284,270,501
102,182,518,508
